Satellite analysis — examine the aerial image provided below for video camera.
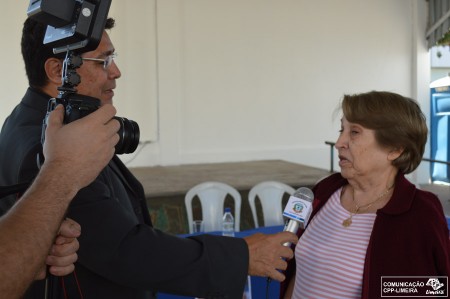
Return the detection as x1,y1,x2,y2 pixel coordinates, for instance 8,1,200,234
27,0,139,155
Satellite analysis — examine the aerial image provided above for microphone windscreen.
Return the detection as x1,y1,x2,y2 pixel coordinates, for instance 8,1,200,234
293,187,314,202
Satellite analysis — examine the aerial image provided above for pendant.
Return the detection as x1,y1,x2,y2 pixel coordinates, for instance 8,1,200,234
342,217,352,227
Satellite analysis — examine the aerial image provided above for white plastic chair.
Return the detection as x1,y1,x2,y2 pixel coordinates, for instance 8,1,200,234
248,181,295,228
185,181,241,233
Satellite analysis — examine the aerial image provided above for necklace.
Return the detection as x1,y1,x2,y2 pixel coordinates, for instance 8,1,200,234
342,184,394,227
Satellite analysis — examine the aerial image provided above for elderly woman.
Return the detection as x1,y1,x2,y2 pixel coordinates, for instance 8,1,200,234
281,91,450,299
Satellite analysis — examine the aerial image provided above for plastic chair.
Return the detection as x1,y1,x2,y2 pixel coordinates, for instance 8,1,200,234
185,181,241,233
248,181,295,228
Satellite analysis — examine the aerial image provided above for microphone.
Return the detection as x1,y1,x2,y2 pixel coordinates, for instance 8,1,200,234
282,187,314,246
266,187,315,285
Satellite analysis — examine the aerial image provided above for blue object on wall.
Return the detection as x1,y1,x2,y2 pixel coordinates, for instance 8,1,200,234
430,76,450,184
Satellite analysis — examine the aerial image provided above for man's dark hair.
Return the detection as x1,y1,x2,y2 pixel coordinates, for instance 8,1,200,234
21,17,115,89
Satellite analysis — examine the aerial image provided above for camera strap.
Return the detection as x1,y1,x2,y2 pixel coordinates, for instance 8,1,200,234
0,181,32,199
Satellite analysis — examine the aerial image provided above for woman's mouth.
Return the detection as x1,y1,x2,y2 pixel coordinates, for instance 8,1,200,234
338,155,350,166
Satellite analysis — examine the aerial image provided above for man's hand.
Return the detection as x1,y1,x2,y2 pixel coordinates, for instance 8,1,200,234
35,218,81,280
244,231,298,282
43,104,120,190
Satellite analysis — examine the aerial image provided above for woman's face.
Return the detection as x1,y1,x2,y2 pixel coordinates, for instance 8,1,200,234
334,116,396,180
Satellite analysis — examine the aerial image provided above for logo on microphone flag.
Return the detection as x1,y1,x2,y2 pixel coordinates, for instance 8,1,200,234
283,196,312,223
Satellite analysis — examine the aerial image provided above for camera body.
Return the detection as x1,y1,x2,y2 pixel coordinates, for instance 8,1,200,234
42,94,140,155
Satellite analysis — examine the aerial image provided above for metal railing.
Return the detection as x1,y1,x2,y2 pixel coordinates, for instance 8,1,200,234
421,157,450,166
325,141,336,172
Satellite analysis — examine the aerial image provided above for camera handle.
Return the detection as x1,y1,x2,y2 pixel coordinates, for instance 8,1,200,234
38,49,83,168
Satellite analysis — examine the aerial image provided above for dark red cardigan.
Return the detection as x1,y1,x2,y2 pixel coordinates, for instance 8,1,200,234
280,172,450,299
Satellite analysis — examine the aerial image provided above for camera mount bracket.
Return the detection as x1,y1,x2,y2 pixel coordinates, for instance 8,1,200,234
58,50,82,95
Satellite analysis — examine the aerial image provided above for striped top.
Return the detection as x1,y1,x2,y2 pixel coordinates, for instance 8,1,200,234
292,187,377,299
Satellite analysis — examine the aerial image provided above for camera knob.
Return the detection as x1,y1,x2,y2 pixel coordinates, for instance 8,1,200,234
67,53,83,68
64,71,81,87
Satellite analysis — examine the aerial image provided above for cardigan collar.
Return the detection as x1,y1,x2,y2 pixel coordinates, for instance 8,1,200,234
379,172,417,215
313,171,417,217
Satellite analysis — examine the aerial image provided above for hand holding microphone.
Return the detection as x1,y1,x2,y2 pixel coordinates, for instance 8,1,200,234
244,232,298,281
282,187,315,246
262,186,314,283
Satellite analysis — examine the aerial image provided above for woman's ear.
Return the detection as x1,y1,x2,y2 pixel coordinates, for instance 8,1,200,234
44,58,63,85
388,147,404,161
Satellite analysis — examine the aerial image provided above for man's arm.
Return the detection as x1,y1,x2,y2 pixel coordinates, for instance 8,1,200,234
0,104,119,298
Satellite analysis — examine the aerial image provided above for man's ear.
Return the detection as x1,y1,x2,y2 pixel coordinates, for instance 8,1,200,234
44,58,63,85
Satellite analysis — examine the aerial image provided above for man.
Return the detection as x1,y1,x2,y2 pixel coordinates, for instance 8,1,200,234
0,17,297,298
0,104,120,298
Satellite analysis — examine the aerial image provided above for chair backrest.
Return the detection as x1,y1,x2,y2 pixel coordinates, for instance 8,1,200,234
185,181,241,233
248,181,295,228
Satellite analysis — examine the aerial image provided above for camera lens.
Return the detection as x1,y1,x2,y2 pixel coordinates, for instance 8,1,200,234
114,117,140,154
